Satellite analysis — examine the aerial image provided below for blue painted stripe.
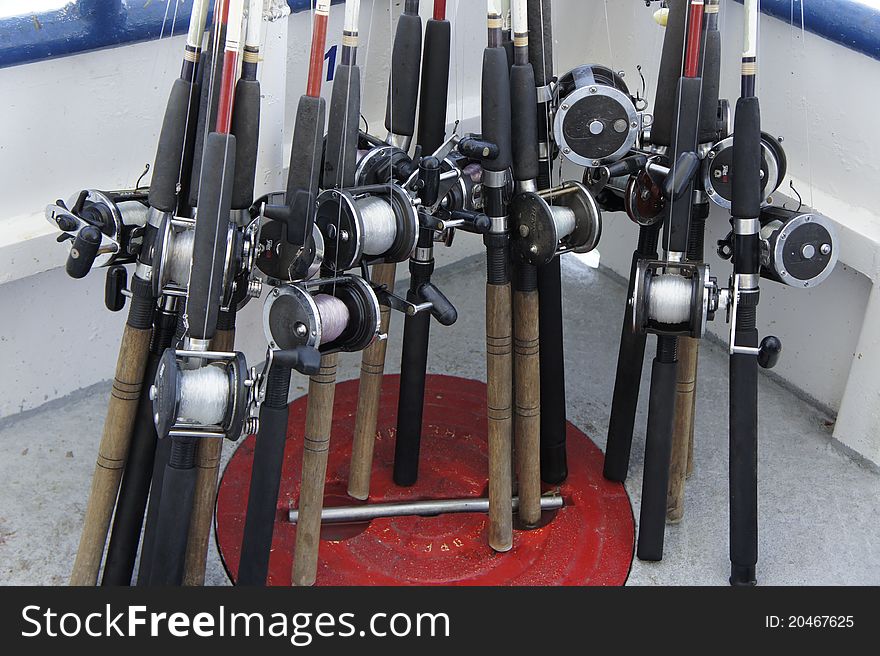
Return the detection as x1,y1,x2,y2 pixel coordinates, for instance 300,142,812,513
735,0,880,61
0,0,346,69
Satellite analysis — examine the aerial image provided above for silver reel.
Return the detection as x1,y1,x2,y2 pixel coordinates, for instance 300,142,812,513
759,205,838,288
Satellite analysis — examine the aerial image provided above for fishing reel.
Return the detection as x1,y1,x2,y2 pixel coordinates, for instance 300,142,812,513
553,65,645,169
263,275,382,355
703,132,787,209
510,181,602,266
45,189,150,279
632,260,721,338
717,203,839,289
256,191,326,284
314,183,419,272
151,348,253,440
151,211,263,309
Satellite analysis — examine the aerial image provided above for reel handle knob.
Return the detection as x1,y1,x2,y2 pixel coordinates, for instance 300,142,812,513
66,225,101,279
458,137,499,161
275,346,323,377
664,151,700,201
604,154,648,179
104,265,128,312
758,335,782,370
451,209,491,235
419,282,457,326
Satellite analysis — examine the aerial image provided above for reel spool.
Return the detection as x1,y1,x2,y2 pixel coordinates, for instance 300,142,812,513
151,349,251,441
152,213,259,309
703,132,787,209
510,181,602,266
314,184,418,272
759,206,838,288
263,275,381,355
45,189,149,271
554,65,642,168
632,261,719,338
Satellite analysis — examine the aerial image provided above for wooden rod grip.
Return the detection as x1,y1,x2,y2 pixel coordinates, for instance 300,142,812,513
348,263,396,500
667,335,699,523
513,288,541,527
182,327,236,586
486,282,513,552
70,323,152,586
293,353,339,586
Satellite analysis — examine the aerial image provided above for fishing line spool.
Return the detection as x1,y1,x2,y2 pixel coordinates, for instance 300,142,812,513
262,275,381,355
510,181,602,266
553,65,643,169
151,349,251,441
631,261,720,338
314,183,419,271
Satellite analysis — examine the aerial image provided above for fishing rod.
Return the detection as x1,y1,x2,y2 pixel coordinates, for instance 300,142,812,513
46,0,211,586
182,0,267,586
237,0,337,587
482,0,514,553
144,0,248,585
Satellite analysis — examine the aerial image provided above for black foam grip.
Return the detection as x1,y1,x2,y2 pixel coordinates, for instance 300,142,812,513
729,306,758,585
385,12,423,138
698,29,722,144
66,226,101,279
481,47,513,173
146,438,197,585
324,65,361,189
731,96,763,219
136,429,171,585
238,364,292,585
417,19,451,154
538,257,567,484
527,0,554,86
189,132,236,342
651,0,687,148
149,78,195,213
394,300,432,487
286,95,326,243
604,250,652,483
510,63,540,183
230,79,261,211
636,343,678,562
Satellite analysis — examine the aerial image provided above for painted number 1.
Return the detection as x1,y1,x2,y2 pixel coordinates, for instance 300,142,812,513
325,45,337,82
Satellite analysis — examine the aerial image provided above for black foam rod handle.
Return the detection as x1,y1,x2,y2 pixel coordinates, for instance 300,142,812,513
230,78,261,211
189,132,236,342
285,95,326,243
699,29,722,144
510,62,540,183
66,225,101,279
149,78,195,213
324,64,361,190
417,18,451,154
384,11,423,139
527,0,553,86
481,47,513,174
652,0,688,148
731,97,763,219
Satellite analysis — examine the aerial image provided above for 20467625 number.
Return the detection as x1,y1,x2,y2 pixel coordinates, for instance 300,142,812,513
765,616,854,628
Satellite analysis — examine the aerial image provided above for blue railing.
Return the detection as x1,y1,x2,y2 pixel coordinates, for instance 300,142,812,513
736,0,879,61
0,0,346,69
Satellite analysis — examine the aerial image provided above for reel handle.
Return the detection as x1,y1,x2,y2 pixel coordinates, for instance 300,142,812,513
419,282,457,326
458,137,499,161
105,265,128,312
66,225,102,279
758,335,782,370
605,154,648,179
663,151,700,201
275,346,322,377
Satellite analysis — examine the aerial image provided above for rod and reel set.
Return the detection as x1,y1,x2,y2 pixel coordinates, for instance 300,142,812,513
47,0,838,587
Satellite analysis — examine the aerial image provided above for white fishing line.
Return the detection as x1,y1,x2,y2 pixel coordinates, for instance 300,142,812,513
178,364,230,426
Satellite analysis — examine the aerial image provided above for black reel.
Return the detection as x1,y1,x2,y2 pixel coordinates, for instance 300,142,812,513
314,183,419,271
254,191,324,283
759,205,838,288
510,181,602,266
554,65,642,168
703,132,787,209
263,275,381,355
151,349,251,441
632,261,719,338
